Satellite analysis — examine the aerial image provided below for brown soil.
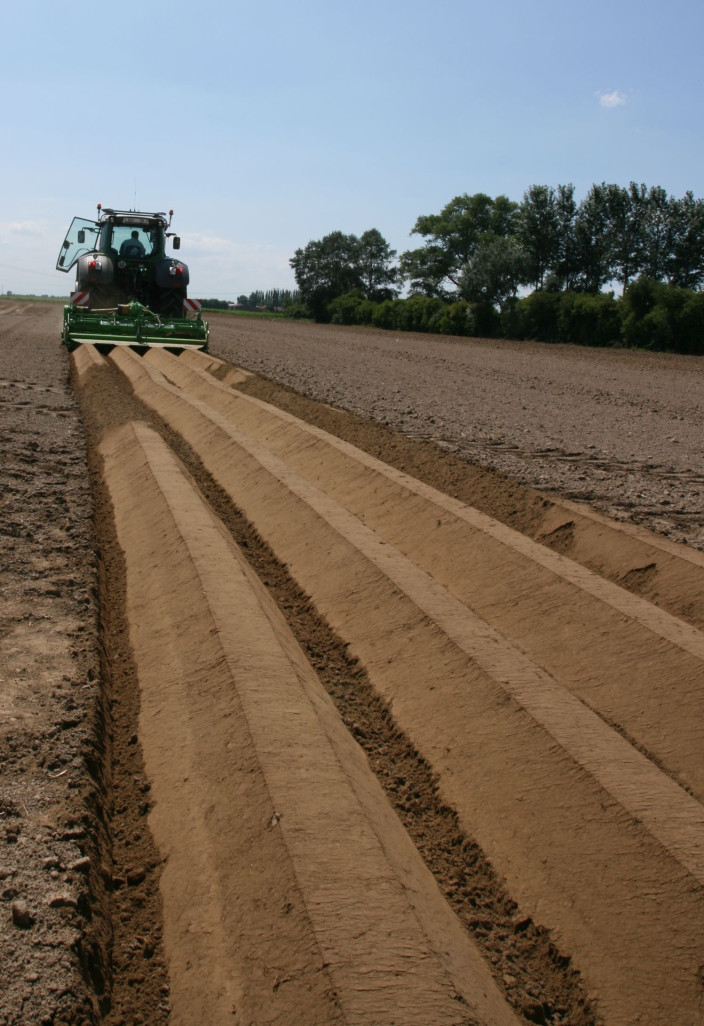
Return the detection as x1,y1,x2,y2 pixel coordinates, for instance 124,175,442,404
2,300,704,1026
207,314,704,551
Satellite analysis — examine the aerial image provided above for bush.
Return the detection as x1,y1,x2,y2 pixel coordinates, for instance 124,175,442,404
435,301,472,335
622,279,704,353
329,293,373,325
510,291,563,341
678,292,704,354
283,302,311,320
559,292,621,347
370,300,398,330
303,282,704,353
393,295,445,332
470,301,501,338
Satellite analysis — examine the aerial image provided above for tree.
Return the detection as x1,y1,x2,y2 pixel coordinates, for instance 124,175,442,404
667,191,704,289
640,186,672,282
459,236,531,309
604,182,648,289
550,184,580,290
290,229,399,320
400,193,519,297
357,229,400,301
517,185,560,290
290,231,363,320
573,184,613,292
398,244,450,298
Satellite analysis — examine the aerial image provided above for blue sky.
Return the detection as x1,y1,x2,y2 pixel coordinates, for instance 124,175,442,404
2,0,703,298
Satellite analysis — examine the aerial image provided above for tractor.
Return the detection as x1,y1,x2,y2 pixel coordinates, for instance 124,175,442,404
56,204,208,350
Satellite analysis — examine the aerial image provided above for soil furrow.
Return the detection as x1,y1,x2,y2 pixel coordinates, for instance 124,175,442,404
73,345,602,1024
4,301,703,1026
99,418,519,1026
99,344,704,1025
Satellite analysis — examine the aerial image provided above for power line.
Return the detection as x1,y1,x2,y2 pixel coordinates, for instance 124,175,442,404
0,261,66,280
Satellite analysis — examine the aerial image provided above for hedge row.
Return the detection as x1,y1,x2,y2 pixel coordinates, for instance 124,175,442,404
322,280,704,354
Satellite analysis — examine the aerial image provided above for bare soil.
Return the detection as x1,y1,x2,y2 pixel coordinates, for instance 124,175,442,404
2,300,703,1026
208,314,704,550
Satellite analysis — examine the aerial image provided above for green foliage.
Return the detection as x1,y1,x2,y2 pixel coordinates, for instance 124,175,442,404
435,301,472,335
370,300,398,330
666,192,704,289
507,290,562,341
518,185,561,290
393,295,446,332
640,185,671,282
560,293,622,347
357,229,400,302
330,293,482,337
329,293,374,325
236,289,300,311
471,301,501,338
400,193,519,297
397,182,704,302
290,231,363,321
283,302,311,320
571,183,613,292
505,291,621,346
306,282,703,351
459,236,531,309
288,179,704,350
290,229,398,321
622,278,704,353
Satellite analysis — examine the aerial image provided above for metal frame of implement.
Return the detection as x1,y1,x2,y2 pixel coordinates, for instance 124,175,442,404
62,300,209,350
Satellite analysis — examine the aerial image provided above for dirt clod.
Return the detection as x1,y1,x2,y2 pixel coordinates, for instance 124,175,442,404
11,900,35,928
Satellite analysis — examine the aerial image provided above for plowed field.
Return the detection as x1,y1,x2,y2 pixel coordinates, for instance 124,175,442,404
2,301,704,1026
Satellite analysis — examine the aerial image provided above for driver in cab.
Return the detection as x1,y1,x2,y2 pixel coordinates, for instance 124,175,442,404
120,230,146,259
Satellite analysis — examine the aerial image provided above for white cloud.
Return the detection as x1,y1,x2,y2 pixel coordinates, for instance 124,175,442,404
1,220,49,237
181,232,232,255
597,90,627,108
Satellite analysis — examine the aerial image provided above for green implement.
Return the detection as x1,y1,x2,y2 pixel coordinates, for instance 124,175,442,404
62,300,209,351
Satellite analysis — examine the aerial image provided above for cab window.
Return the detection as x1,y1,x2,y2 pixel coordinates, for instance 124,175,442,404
113,225,153,259
56,218,99,271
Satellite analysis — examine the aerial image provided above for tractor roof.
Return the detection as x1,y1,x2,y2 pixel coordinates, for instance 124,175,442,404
100,209,169,229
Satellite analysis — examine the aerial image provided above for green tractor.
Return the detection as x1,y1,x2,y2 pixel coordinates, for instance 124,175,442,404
56,204,208,350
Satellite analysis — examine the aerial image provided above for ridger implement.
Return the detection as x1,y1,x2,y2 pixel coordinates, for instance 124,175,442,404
56,205,208,351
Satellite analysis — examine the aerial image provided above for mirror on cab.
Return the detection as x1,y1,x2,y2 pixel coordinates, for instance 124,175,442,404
173,236,181,250
77,230,85,244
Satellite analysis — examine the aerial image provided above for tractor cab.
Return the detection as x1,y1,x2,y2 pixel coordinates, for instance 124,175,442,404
56,207,181,271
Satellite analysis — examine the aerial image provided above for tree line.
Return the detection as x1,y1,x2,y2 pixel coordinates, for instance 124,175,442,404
236,289,300,311
201,290,301,312
287,183,704,352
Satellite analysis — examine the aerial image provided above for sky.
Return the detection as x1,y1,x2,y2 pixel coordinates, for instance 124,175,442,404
2,0,704,299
